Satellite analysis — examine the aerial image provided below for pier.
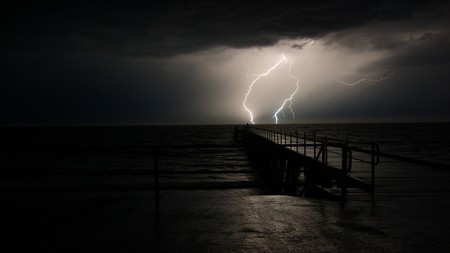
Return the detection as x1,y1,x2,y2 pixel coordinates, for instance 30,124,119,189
237,125,379,201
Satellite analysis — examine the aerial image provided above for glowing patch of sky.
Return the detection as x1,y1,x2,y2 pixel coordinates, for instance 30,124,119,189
161,37,395,123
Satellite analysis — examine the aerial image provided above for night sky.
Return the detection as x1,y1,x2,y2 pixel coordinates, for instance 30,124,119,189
2,0,449,125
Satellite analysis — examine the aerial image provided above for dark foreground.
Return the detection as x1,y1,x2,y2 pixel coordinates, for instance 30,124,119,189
2,176,450,253
2,125,450,252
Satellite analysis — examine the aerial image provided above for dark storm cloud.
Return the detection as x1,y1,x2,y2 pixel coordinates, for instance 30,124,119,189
321,0,450,70
357,32,450,73
291,41,311,50
2,0,449,125
1,55,208,125
1,0,428,58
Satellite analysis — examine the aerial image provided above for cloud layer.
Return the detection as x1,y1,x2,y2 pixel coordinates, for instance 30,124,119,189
2,0,436,57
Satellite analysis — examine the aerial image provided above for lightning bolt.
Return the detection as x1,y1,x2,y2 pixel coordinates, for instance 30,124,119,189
242,53,391,124
334,72,394,86
273,59,299,124
243,54,289,124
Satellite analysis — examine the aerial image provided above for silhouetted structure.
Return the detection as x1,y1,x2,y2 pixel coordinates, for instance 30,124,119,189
236,125,379,201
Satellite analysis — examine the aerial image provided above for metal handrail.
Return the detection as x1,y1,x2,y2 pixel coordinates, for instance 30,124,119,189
250,126,380,166
247,126,379,191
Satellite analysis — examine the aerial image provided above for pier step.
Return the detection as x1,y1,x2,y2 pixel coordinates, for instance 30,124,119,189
301,174,373,201
304,184,342,201
340,175,373,192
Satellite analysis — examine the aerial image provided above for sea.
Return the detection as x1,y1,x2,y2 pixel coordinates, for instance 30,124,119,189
1,122,450,191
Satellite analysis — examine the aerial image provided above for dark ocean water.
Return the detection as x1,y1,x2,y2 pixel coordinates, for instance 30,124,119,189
1,123,449,191
0,125,253,190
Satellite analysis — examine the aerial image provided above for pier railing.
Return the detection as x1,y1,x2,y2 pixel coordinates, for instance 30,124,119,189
2,143,255,213
243,126,380,199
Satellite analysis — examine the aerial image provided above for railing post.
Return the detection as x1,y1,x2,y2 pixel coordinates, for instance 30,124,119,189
313,134,316,158
321,143,326,164
320,142,325,188
341,139,348,202
290,131,292,147
154,147,160,210
303,133,306,155
371,142,376,194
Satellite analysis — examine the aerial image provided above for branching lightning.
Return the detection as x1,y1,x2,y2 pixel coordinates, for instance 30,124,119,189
243,54,289,124
243,54,300,124
242,53,393,125
334,72,394,86
273,59,299,124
